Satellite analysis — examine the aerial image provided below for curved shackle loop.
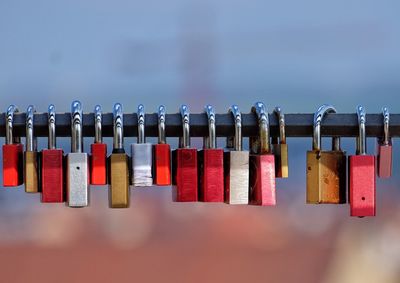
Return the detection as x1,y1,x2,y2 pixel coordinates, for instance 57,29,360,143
71,100,83,153
228,105,242,151
94,105,102,143
313,104,338,151
113,103,124,150
158,105,166,144
26,105,37,151
5,105,20,144
204,105,216,149
251,102,270,154
179,105,190,148
382,107,390,145
48,104,57,149
273,106,286,144
356,105,367,155
137,104,145,144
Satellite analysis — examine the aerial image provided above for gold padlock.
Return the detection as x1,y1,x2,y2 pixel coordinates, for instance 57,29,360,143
272,106,288,178
108,103,130,208
306,104,346,204
24,105,39,193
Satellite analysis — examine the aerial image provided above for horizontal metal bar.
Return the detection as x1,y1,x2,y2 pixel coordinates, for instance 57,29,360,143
0,113,399,138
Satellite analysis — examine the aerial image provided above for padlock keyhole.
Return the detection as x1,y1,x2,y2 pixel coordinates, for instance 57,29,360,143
76,166,80,170
361,197,365,201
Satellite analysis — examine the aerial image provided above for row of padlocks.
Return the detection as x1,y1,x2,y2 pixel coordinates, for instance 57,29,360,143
1,101,393,217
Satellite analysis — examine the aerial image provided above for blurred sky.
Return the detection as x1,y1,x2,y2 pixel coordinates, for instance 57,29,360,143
1,1,400,283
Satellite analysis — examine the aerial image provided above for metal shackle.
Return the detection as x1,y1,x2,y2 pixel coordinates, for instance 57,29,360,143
204,105,216,149
137,104,146,144
356,105,367,155
158,105,166,144
47,104,57,149
179,105,190,148
5,105,20,144
94,105,102,144
227,105,242,151
313,104,340,151
113,103,124,150
251,102,270,154
382,107,390,145
273,106,286,144
71,101,83,153
26,105,37,152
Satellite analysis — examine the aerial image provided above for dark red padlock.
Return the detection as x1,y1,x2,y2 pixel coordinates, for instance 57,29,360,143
249,102,276,206
198,105,224,202
90,105,107,185
153,106,171,186
41,105,64,203
349,106,376,217
173,105,198,202
3,105,23,187
376,107,392,178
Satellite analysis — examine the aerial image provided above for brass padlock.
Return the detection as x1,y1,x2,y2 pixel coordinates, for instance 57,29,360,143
272,106,288,178
306,104,346,204
24,105,40,193
108,103,130,208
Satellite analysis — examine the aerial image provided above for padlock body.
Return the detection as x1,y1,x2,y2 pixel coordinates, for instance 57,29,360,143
377,140,392,178
153,143,171,186
24,151,39,193
90,143,107,185
131,143,153,187
42,149,64,202
109,153,130,208
198,149,224,202
249,154,276,206
224,150,249,204
66,152,89,207
349,155,376,217
2,144,23,187
174,148,198,202
272,143,288,178
306,150,346,204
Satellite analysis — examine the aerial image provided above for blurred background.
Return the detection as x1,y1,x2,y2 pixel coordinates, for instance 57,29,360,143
1,0,400,282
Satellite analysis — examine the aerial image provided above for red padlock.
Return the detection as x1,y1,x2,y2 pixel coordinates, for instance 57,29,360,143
3,105,23,187
153,105,171,186
198,105,224,202
376,107,392,178
249,102,276,206
90,105,107,185
41,105,64,203
349,105,376,217
173,105,198,202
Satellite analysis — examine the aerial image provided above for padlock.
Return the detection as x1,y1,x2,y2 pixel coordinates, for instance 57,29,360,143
376,107,392,178
249,102,276,206
24,105,40,193
173,105,198,202
224,105,249,205
306,104,346,204
66,101,89,207
131,104,153,187
108,103,130,208
349,105,376,217
41,104,64,202
272,106,288,178
198,105,224,202
153,105,171,186
2,105,23,187
90,105,107,185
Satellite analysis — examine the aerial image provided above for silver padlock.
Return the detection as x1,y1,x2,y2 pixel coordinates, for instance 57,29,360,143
66,100,89,207
131,104,153,187
224,105,249,205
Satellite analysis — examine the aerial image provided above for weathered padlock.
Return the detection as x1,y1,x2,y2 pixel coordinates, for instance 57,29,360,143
306,104,346,204
90,105,107,185
272,106,288,178
41,105,64,202
376,107,392,178
66,101,89,207
131,104,153,187
153,105,171,186
224,105,249,205
249,102,276,206
198,105,224,202
173,105,198,202
349,105,376,217
108,103,130,208
24,105,39,193
3,105,23,187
